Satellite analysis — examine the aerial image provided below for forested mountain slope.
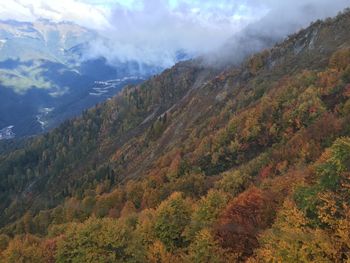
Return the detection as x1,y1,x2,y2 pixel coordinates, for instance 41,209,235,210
1,9,350,262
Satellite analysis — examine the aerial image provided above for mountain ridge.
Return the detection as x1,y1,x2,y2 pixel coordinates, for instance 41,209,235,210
1,8,350,262
1,5,349,228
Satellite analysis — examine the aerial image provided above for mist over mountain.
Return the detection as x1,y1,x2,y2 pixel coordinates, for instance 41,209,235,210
2,0,349,69
72,0,350,67
206,0,350,66
0,19,165,138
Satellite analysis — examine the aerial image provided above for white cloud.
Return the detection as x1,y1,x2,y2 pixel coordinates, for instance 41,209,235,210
0,0,349,68
0,0,110,29
85,0,262,67
206,0,350,66
0,0,260,67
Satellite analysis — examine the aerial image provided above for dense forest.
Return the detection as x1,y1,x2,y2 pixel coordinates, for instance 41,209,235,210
1,9,350,263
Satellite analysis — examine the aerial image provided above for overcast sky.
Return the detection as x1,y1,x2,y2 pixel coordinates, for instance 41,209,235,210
0,0,260,30
0,0,349,67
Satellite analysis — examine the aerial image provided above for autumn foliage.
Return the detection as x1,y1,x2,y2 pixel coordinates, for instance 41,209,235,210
2,9,350,263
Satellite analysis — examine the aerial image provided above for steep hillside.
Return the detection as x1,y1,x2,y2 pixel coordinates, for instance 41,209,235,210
1,9,350,262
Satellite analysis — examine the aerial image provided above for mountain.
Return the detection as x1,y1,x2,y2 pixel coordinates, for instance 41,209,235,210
0,20,162,138
1,9,350,262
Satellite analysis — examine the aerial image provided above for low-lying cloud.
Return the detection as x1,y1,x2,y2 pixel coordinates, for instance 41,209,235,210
87,0,350,68
0,0,350,68
206,0,350,66
85,0,260,67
